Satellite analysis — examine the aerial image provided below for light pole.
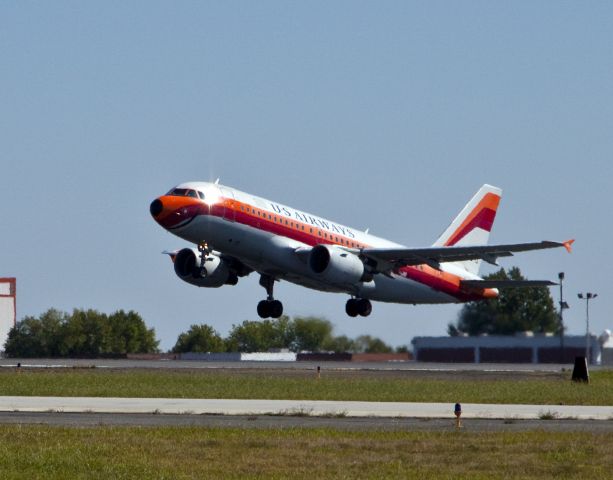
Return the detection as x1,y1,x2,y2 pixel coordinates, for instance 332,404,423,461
558,273,569,362
577,292,598,363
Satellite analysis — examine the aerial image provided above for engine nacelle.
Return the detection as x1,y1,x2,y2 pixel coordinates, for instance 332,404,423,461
173,248,236,288
308,244,367,286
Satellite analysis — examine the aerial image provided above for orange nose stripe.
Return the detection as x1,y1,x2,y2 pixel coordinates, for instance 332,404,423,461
154,196,205,229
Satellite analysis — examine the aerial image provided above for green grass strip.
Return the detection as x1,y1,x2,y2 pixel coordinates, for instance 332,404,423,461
0,369,612,405
0,425,611,479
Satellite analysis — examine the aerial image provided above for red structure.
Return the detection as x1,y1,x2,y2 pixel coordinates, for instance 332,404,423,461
0,278,16,350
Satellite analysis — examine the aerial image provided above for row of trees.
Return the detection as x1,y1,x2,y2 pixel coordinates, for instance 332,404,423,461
3,310,397,357
4,309,159,357
172,316,400,354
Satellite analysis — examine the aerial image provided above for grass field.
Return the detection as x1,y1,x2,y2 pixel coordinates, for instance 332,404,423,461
0,368,611,405
0,425,610,479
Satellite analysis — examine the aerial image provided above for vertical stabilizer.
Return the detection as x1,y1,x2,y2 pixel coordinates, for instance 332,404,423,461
433,184,502,275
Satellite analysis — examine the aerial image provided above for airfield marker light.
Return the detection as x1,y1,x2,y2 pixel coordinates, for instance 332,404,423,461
454,403,462,429
316,366,321,380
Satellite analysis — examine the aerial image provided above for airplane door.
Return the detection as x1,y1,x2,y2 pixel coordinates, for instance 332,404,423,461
219,187,235,222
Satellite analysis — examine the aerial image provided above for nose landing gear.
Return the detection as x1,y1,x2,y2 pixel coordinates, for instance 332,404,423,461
345,298,372,317
257,274,284,319
196,241,210,278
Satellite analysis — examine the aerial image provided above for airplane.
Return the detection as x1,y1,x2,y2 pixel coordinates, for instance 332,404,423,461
150,182,573,319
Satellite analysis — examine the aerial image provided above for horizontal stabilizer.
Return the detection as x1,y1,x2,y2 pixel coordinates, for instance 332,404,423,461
461,279,557,289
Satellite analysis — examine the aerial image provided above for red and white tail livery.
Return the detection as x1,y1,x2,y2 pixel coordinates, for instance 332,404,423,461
150,183,572,319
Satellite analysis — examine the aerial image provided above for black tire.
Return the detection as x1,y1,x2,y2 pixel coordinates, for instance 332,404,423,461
257,300,270,319
270,300,283,318
357,298,372,317
345,299,359,317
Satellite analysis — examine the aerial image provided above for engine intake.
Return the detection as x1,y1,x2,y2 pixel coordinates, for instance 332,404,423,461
173,248,236,288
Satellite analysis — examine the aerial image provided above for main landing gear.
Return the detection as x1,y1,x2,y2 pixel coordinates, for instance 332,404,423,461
257,274,283,319
345,298,372,317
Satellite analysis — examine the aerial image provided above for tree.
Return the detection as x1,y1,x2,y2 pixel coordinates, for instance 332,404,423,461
322,335,357,353
4,309,68,357
353,335,393,353
292,316,333,352
107,310,159,354
172,324,225,353
448,267,558,336
226,316,294,352
3,308,159,357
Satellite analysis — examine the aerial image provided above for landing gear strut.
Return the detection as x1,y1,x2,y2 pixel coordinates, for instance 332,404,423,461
257,274,283,319
345,298,372,317
197,241,210,278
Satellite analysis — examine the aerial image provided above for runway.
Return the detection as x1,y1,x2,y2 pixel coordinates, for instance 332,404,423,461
1,411,611,432
0,358,603,372
0,396,611,420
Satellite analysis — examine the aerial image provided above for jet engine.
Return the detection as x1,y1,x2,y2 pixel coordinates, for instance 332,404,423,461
173,248,237,287
308,244,370,285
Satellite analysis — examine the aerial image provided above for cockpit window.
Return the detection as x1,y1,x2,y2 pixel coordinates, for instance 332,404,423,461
168,188,188,196
198,191,205,200
167,188,201,198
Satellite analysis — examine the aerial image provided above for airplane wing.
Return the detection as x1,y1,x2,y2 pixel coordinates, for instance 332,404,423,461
360,239,574,272
460,279,557,288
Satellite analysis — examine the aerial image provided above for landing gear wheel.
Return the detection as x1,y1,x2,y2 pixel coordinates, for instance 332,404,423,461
357,298,372,317
257,300,270,319
346,298,372,317
257,299,284,319
345,299,359,317
270,300,283,318
257,275,283,319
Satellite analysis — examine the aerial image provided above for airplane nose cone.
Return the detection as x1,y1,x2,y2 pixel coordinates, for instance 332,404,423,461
150,198,163,217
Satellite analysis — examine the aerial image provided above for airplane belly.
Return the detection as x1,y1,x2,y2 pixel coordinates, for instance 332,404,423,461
357,274,457,304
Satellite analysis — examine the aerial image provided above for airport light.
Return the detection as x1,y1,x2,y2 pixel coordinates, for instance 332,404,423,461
577,292,598,363
558,272,569,362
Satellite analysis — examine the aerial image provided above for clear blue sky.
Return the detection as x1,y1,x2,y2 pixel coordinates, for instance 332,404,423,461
2,2,611,351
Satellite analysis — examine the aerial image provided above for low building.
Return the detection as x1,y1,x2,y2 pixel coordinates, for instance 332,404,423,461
0,278,16,352
412,332,605,364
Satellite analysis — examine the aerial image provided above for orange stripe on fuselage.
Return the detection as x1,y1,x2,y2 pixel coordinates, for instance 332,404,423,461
220,198,368,249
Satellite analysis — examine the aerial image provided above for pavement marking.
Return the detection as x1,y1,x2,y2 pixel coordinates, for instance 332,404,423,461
0,397,611,420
